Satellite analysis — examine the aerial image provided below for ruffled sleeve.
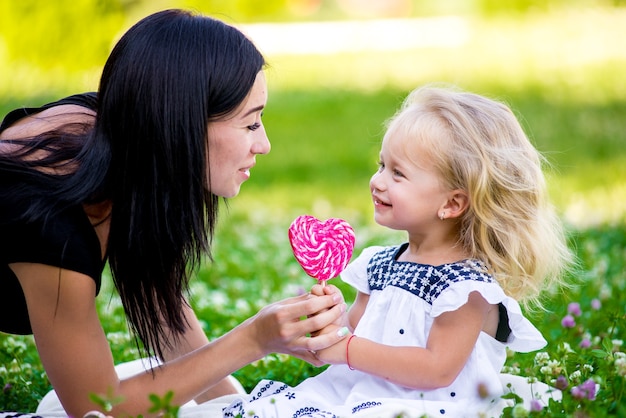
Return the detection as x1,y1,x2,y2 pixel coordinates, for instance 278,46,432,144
340,246,386,294
431,280,547,353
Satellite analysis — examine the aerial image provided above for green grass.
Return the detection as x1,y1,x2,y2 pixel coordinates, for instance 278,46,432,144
1,7,625,416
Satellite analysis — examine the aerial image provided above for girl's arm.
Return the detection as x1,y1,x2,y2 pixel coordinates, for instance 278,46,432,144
12,262,346,417
347,290,369,331
316,291,492,390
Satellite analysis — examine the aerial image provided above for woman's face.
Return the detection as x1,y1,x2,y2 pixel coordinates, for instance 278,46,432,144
207,70,270,198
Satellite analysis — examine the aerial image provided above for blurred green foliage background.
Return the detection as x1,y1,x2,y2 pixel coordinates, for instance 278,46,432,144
1,0,625,227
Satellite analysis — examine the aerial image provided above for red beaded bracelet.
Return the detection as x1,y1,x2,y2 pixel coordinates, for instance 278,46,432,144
346,334,356,370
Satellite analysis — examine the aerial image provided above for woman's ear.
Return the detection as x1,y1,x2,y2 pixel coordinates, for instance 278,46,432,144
441,189,469,219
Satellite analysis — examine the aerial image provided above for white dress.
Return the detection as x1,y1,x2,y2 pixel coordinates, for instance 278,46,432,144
222,244,549,418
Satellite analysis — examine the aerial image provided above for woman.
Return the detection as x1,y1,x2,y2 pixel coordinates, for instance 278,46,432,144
0,9,346,417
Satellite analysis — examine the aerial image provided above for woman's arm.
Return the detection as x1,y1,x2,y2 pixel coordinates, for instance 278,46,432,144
159,304,243,402
11,262,346,417
315,291,493,390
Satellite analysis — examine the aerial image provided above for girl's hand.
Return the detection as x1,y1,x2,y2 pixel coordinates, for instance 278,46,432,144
310,283,342,298
311,324,351,365
309,284,349,331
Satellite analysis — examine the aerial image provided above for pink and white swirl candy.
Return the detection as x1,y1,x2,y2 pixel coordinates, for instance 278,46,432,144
288,215,356,285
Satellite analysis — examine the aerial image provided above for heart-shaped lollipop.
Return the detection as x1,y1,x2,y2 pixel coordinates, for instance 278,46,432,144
288,215,356,286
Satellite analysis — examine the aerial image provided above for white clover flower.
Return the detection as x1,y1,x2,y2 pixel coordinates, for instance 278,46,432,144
599,283,611,299
511,403,529,418
505,347,515,359
583,364,594,373
209,290,229,308
107,331,132,345
539,360,563,376
502,365,521,374
547,360,561,368
127,347,142,357
4,337,27,352
570,370,582,381
612,339,623,349
615,357,626,377
535,352,550,365
235,298,250,313
9,359,21,373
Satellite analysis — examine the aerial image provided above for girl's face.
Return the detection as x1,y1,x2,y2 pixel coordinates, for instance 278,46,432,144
370,131,449,233
207,71,270,198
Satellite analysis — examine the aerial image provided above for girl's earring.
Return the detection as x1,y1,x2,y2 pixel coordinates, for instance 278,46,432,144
439,211,445,220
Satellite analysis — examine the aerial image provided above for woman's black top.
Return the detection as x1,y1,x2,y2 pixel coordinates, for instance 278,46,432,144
0,92,104,335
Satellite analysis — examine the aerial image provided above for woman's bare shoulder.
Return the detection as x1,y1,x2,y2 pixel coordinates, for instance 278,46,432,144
0,104,96,140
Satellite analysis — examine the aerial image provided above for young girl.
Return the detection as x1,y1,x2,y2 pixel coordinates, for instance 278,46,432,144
223,85,572,417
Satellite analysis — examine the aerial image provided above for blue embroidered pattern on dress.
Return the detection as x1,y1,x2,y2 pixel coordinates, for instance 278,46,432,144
366,245,495,304
352,401,382,414
250,380,288,401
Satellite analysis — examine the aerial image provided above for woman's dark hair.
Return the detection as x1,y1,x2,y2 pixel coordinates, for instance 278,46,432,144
1,9,266,359
98,9,265,359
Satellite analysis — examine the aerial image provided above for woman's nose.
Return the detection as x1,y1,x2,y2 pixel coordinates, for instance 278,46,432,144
253,128,271,155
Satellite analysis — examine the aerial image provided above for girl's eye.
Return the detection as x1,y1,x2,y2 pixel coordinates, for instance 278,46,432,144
377,160,384,171
393,169,404,178
248,122,261,131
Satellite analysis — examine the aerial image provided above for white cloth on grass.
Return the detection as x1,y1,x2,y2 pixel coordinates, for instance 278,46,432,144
31,357,244,418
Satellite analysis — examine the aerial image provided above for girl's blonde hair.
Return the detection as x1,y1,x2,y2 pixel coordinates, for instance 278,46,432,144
386,85,573,303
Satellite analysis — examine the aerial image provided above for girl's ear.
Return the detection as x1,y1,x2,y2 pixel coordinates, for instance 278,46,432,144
441,189,469,219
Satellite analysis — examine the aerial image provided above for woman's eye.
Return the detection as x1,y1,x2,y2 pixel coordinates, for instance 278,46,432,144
247,122,261,131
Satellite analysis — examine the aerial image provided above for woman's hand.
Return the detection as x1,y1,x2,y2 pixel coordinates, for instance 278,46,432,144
245,291,347,365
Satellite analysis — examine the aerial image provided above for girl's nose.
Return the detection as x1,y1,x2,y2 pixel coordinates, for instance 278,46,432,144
370,171,385,192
